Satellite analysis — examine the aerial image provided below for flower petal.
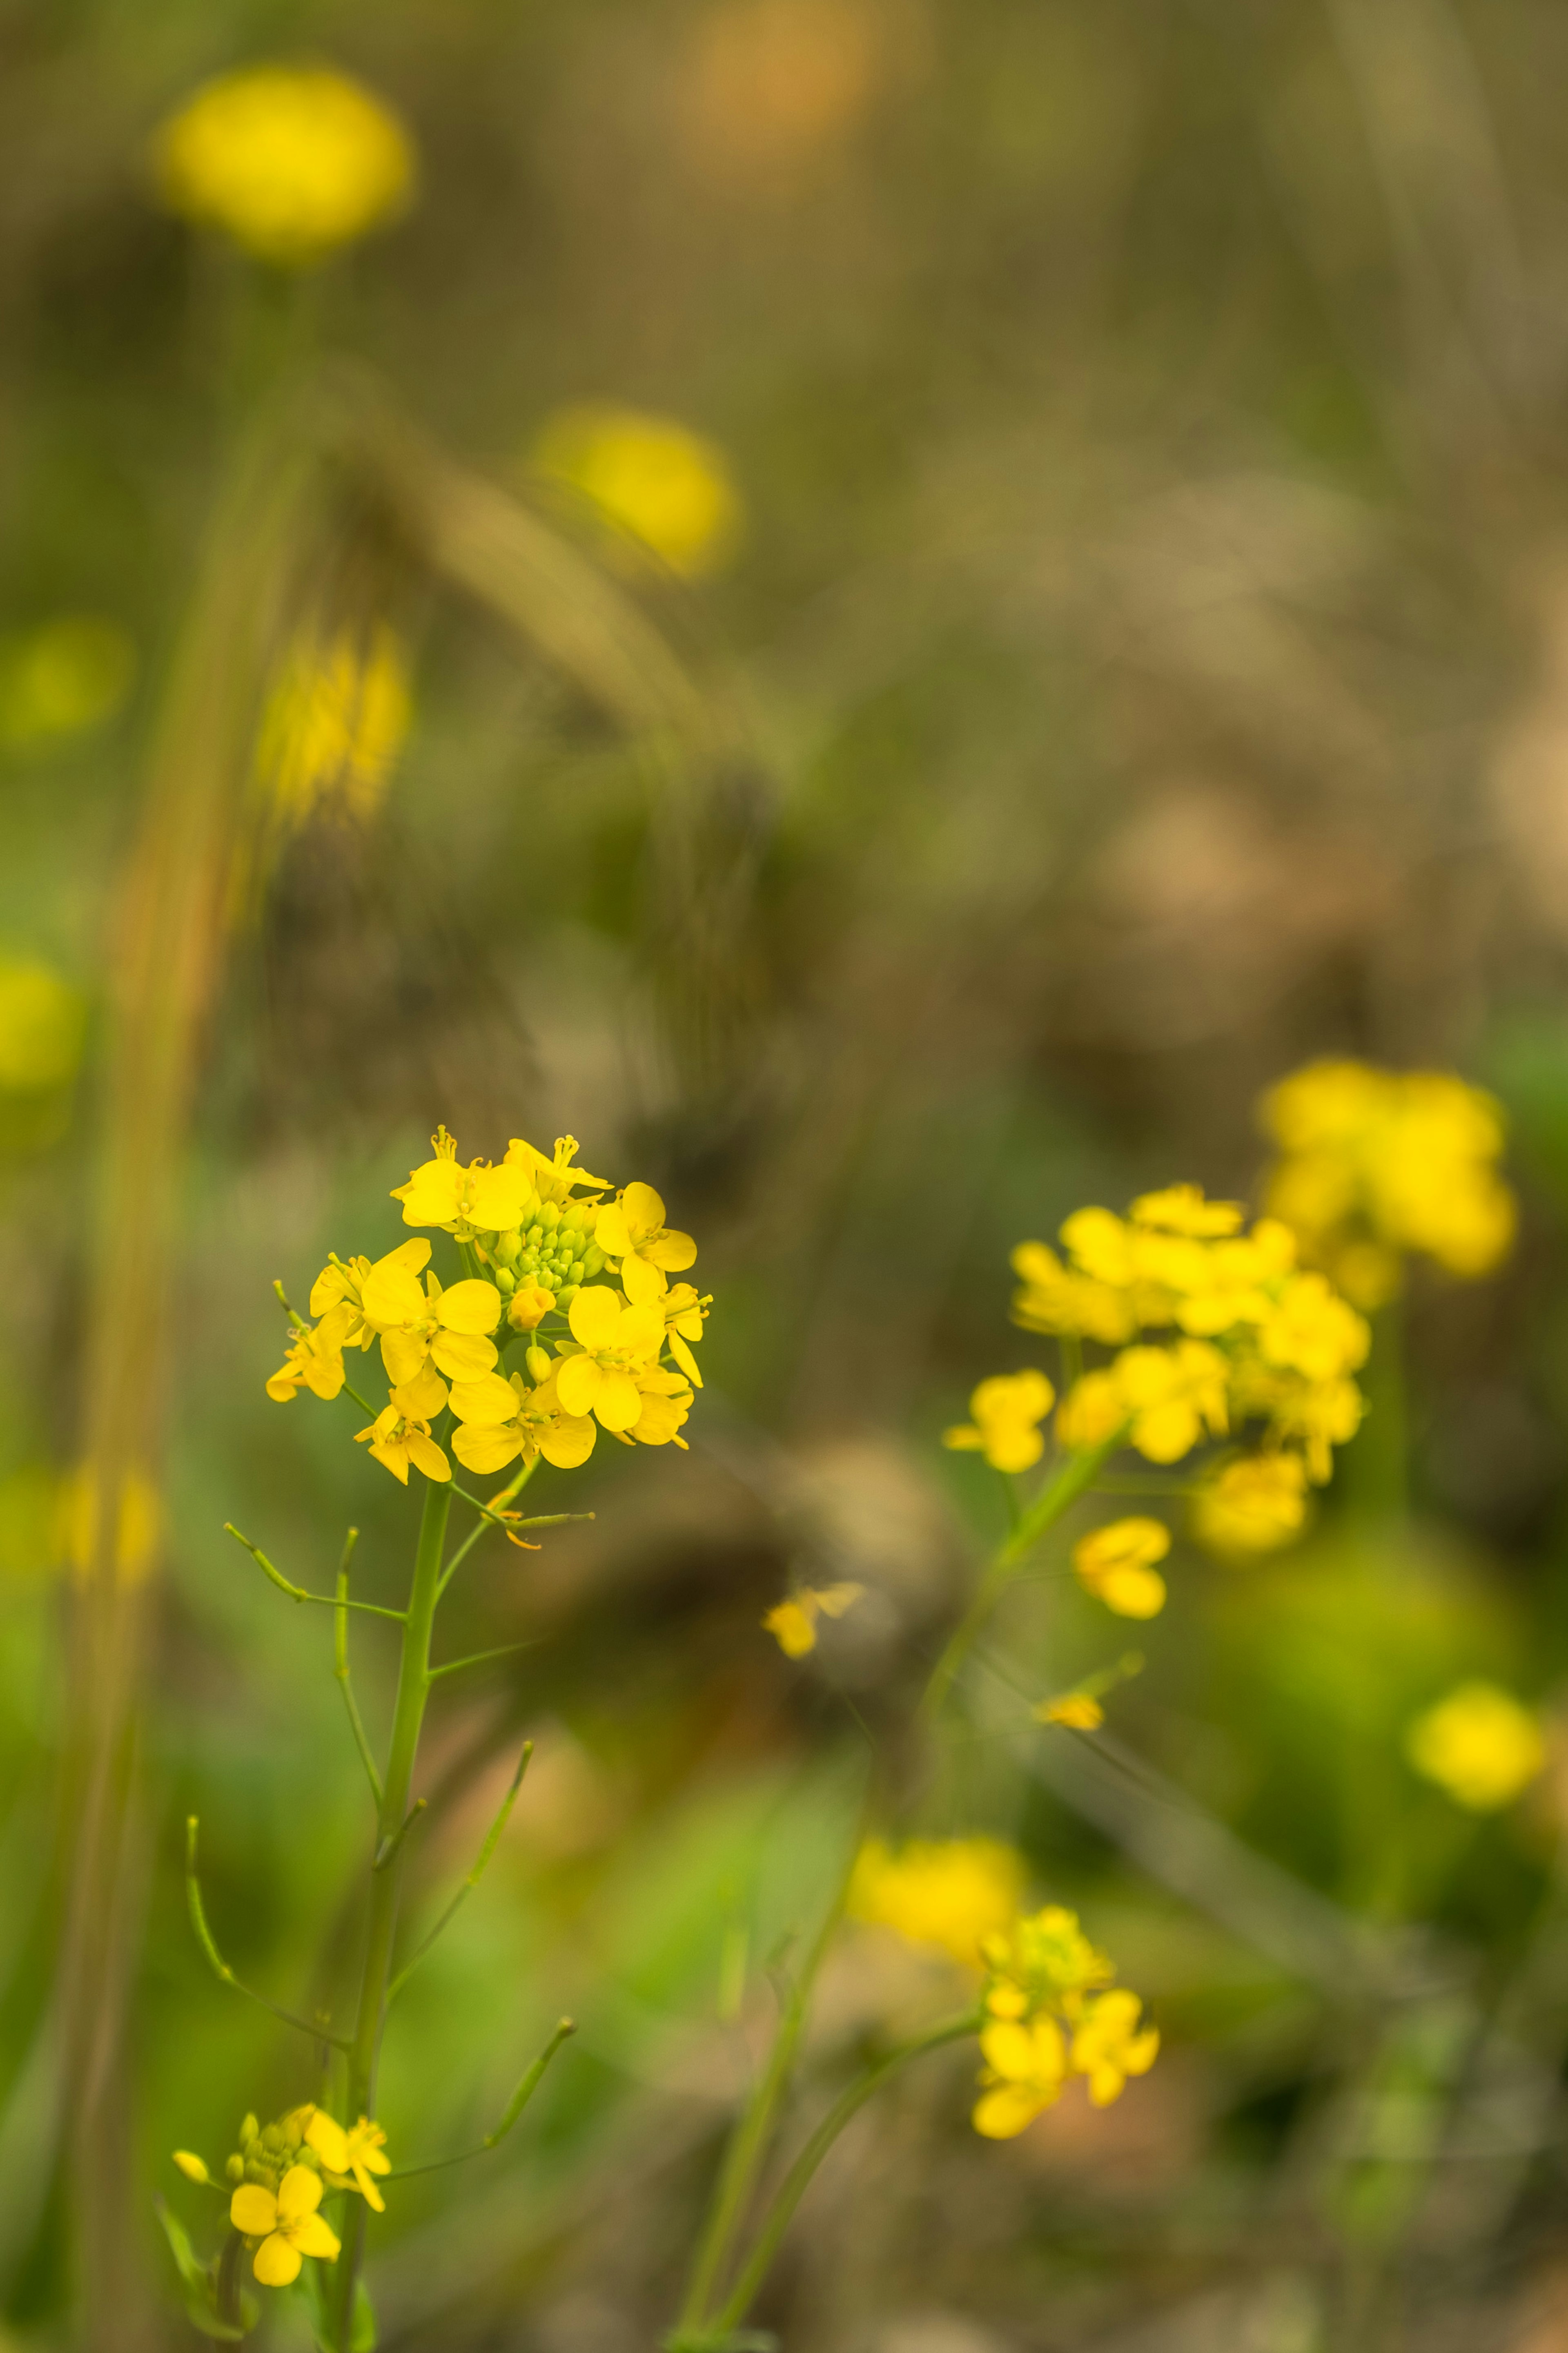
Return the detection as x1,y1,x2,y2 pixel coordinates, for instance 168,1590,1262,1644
617,1251,664,1305
361,1262,428,1328
230,2184,278,2237
405,1430,452,1483
646,1230,697,1272
253,2231,304,2286
467,1165,530,1230
972,2084,1050,2139
615,1305,665,1361
448,1372,519,1427
593,1369,643,1432
291,2212,342,2260
452,1424,524,1474
555,1353,602,1418
435,1278,503,1335
276,2165,325,2223
304,2112,349,2173
592,1202,635,1259
539,1415,597,1469
568,1286,622,1349
430,1329,498,1379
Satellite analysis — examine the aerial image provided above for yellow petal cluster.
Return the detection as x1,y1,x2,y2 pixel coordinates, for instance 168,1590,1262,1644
943,1369,1055,1473
1073,1519,1169,1619
532,404,744,578
154,66,414,266
1191,1452,1310,1557
202,2104,390,2290
971,1905,1156,2137
762,1581,865,1658
847,1837,1028,1969
249,623,409,874
1405,1682,1545,1812
1261,1059,1516,1306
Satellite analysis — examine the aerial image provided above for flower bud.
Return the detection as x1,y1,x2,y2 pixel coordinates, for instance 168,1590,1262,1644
526,1346,551,1385
173,2150,211,2185
496,1268,516,1295
225,2153,245,2183
239,2114,258,2147
556,1282,579,1308
492,1228,522,1268
582,1245,606,1278
539,1202,560,1232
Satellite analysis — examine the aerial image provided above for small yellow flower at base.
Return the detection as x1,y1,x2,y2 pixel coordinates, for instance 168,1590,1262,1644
1036,1691,1104,1730
1073,1519,1170,1619
172,2150,211,2184
1406,1683,1546,1812
848,1838,1027,1969
154,67,414,267
355,1404,450,1485
593,1182,697,1305
304,2110,390,2212
944,1369,1056,1474
972,2015,1068,2138
1192,1453,1309,1557
555,1288,664,1430
230,2164,341,2286
1070,1989,1160,2107
763,1582,865,1658
532,404,744,578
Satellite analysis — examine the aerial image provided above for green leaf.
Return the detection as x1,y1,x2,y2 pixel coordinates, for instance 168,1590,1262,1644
351,2278,377,2351
154,2195,207,2295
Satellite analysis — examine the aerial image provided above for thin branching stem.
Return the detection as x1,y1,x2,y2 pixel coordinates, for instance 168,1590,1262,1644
185,1818,348,2050
334,1530,383,1806
428,1641,534,1682
435,1460,538,1599
383,2017,575,2178
225,1523,406,1621
388,1742,533,2004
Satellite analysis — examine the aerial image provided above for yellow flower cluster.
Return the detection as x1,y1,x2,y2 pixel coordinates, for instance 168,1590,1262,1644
1405,1682,1545,1813
254,622,410,841
847,1837,1027,1970
175,2104,389,2288
972,1907,1158,2138
154,66,415,267
944,1369,1054,1473
1011,1182,1369,1488
532,403,744,578
1261,1060,1517,1308
268,1131,709,1482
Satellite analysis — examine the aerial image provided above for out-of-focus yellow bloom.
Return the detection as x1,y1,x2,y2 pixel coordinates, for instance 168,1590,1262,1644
1131,1184,1245,1238
1112,1340,1229,1463
1073,1519,1169,1619
1037,1690,1104,1729
848,1837,1027,1969
354,1402,450,1485
449,1368,598,1474
972,2014,1067,2138
1258,1272,1369,1385
0,617,134,746
1069,1989,1160,2107
554,1288,664,1430
266,1305,352,1403
230,2164,340,2286
593,1182,697,1305
303,2110,390,2213
1192,1452,1309,1556
56,1463,161,1587
172,2150,211,2184
1261,1059,1516,1304
943,1369,1055,1473
533,404,744,578
1055,1369,1129,1451
252,624,410,850
981,1906,1112,2012
0,957,86,1092
763,1581,864,1657
154,66,414,266
1405,1682,1545,1811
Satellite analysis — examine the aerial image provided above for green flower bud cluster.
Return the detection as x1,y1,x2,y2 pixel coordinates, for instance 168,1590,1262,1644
225,2108,319,2191
487,1193,606,1308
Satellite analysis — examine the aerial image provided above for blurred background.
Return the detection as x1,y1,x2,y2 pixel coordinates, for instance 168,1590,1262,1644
7,1,1568,2348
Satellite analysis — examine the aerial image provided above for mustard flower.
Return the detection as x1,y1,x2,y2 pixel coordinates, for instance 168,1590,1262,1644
154,66,414,267
1011,1238,1138,1345
1111,1340,1229,1463
229,2164,340,2286
393,1132,535,1235
762,1581,864,1658
592,1182,697,1306
553,1288,664,1430
1073,1519,1169,1619
252,623,409,846
354,1402,450,1485
265,1305,352,1403
303,2109,390,2213
1036,1690,1105,1729
619,1362,696,1448
1130,1184,1245,1238
1405,1682,1545,1812
661,1283,708,1386
848,1838,1027,1969
971,2015,1068,2139
1258,1272,1369,1385
943,1369,1056,1474
357,1245,502,1391
1069,1988,1160,2107
449,1369,597,1474
1054,1369,1129,1451
532,404,744,578
1192,1452,1309,1556
981,1905,1113,2012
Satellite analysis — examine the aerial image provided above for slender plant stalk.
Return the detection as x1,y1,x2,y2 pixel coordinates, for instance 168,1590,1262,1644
331,1476,452,2351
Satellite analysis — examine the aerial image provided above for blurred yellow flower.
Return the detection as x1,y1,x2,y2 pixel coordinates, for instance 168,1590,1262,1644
303,2109,390,2212
0,957,85,1093
0,617,134,746
848,1836,1027,1969
762,1581,864,1657
1069,1988,1160,2107
533,404,744,578
971,2014,1067,2138
943,1369,1055,1473
154,66,414,266
172,2150,211,2184
1036,1690,1104,1729
1191,1452,1308,1556
230,2164,340,2286
56,1463,161,1587
253,623,410,845
1112,1340,1229,1464
1261,1060,1516,1303
981,1905,1112,2011
1073,1518,1169,1619
1055,1369,1129,1451
1405,1682,1545,1812
1258,1272,1370,1385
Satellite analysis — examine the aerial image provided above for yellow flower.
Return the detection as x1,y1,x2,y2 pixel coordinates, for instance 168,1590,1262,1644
848,1837,1027,1969
1055,1370,1129,1451
971,2015,1067,2138
154,66,414,266
554,1289,664,1430
943,1369,1056,1473
1258,1272,1369,1384
501,1132,611,1205
661,1284,709,1386
619,1362,696,1449
0,957,86,1092
981,1905,1113,2009
0,616,134,746
1073,1519,1170,1619
449,1369,597,1474
592,1182,697,1306
1112,1341,1228,1463
532,404,743,578
1258,1372,1364,1483
1171,1220,1297,1338
392,1133,533,1236
1036,1691,1104,1729
1069,1989,1160,2107
229,2164,341,2286
265,1305,352,1403
354,1403,450,1485
357,1243,502,1394
1192,1453,1309,1556
1405,1682,1546,1812
1011,1240,1137,1346
249,624,409,872
762,1582,864,1658
303,2110,390,2213
1130,1184,1244,1238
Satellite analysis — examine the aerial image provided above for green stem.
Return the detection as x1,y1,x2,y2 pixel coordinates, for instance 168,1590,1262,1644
334,1530,383,1807
704,2014,977,2341
331,1474,451,2351
920,1436,1120,1722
